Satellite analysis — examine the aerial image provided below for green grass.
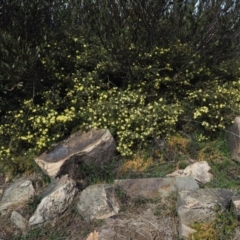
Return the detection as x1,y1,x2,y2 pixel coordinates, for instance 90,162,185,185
189,206,239,240
81,158,117,184
12,227,68,240
205,159,240,190
142,162,176,178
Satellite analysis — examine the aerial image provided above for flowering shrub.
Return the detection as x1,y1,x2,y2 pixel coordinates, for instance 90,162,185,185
1,1,240,174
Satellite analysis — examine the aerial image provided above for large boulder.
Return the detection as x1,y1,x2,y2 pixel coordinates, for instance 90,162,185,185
77,184,120,222
114,176,199,199
232,196,240,220
0,178,35,215
167,161,213,184
29,175,78,226
11,211,28,231
228,116,240,161
177,188,237,239
35,129,116,179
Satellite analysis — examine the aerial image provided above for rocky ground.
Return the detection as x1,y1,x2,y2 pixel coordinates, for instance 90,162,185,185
1,128,240,240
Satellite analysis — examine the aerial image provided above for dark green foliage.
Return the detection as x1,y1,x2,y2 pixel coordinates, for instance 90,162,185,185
77,0,240,87
81,160,117,185
1,0,240,173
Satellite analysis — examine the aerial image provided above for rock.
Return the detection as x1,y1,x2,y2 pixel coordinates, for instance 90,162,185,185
86,230,99,240
179,223,196,239
233,228,240,240
177,188,237,239
232,196,240,220
29,175,78,226
175,176,199,192
35,129,116,179
114,178,176,198
0,178,35,215
228,116,240,161
167,161,213,184
114,176,199,199
11,211,28,231
77,184,120,222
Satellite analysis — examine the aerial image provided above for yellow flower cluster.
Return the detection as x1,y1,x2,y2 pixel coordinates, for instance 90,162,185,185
65,74,182,156
2,33,240,175
193,106,209,119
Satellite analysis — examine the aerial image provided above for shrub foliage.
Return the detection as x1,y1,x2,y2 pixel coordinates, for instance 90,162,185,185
1,0,240,172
